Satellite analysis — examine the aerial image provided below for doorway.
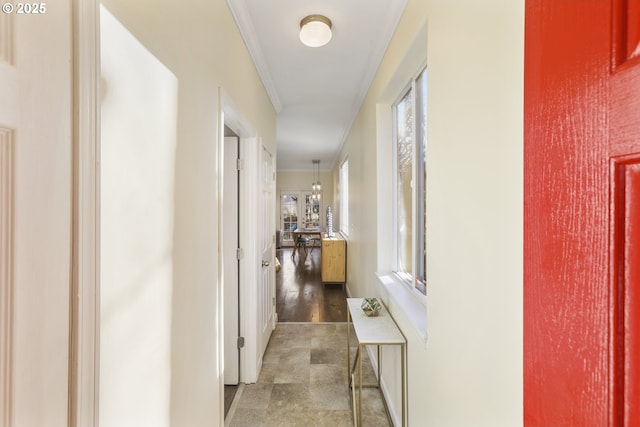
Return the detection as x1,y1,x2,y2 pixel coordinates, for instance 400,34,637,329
223,126,240,416
279,191,322,247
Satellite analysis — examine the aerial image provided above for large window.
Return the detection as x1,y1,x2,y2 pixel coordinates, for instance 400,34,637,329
339,157,349,236
393,66,427,295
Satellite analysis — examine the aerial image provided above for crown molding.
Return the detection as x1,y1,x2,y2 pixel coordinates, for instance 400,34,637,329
331,0,408,170
226,0,283,113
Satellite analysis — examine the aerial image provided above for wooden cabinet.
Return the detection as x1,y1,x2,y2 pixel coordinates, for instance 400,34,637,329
321,234,346,283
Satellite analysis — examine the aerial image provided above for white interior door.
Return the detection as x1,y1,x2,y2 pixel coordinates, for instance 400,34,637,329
0,4,73,425
259,145,275,356
223,136,240,385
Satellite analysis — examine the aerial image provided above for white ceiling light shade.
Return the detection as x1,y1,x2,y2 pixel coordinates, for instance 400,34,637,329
299,15,332,47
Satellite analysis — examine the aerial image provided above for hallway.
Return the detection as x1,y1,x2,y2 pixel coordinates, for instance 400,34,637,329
4,1,527,425
225,323,390,427
225,246,390,426
275,247,348,323
225,245,348,418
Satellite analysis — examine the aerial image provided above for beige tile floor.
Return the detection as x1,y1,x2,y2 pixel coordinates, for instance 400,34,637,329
227,323,391,427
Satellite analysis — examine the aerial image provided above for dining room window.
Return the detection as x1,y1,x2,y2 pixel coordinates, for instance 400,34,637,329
393,66,427,295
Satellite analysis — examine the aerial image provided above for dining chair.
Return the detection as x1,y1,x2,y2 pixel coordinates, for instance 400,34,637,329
292,234,310,259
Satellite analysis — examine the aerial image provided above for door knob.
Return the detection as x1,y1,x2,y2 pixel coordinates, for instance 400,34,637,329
262,260,270,267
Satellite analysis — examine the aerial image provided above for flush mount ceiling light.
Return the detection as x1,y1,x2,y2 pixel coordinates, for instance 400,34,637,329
299,15,332,47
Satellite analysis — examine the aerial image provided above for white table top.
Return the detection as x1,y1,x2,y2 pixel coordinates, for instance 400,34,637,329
347,298,405,345
294,227,322,233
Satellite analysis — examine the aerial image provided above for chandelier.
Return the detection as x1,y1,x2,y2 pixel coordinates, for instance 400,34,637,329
311,159,321,201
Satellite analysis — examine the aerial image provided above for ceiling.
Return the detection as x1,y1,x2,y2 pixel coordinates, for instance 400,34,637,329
226,0,408,171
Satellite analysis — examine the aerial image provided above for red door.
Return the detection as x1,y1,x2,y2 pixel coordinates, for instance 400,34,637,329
524,1,640,426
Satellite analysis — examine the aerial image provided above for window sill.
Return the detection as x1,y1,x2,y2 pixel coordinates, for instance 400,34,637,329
376,272,428,345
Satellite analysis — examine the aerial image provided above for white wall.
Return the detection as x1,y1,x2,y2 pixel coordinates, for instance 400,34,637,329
100,8,177,426
99,0,276,425
334,0,524,425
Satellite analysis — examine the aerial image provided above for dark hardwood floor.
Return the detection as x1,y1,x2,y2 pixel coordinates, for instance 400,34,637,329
276,246,348,322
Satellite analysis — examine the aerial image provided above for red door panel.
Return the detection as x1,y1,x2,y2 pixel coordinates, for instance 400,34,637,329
611,1,640,426
525,0,640,425
612,157,640,427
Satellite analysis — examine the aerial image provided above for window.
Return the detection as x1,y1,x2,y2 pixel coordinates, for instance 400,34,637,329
339,157,349,236
280,194,298,244
393,66,427,295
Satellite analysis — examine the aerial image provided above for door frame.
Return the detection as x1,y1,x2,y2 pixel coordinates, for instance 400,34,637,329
219,88,262,389
71,0,100,425
222,135,240,386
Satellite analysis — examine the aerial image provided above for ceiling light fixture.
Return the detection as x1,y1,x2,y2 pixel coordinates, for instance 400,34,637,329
311,159,322,200
299,15,332,47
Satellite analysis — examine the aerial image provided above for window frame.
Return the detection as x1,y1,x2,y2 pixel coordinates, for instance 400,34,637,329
391,65,427,298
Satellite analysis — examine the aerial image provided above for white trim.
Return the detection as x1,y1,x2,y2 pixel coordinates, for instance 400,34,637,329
329,0,409,169
220,89,257,138
378,18,429,298
225,0,282,113
239,136,259,382
219,88,261,390
0,129,14,427
217,107,226,427
376,103,393,271
218,89,263,427
376,272,427,345
70,0,100,426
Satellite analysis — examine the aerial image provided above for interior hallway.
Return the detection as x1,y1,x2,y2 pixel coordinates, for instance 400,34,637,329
225,245,349,418
225,323,390,427
275,247,348,323
225,244,390,425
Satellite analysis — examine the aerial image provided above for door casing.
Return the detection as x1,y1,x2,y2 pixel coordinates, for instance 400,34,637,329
223,135,240,386
219,89,271,389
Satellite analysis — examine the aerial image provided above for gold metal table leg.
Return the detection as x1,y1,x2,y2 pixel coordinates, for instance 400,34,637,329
402,343,406,427
358,343,363,426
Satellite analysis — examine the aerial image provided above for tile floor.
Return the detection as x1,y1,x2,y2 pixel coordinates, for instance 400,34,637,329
226,323,391,427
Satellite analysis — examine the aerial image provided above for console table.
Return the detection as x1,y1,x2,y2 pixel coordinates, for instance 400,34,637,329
346,298,406,426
